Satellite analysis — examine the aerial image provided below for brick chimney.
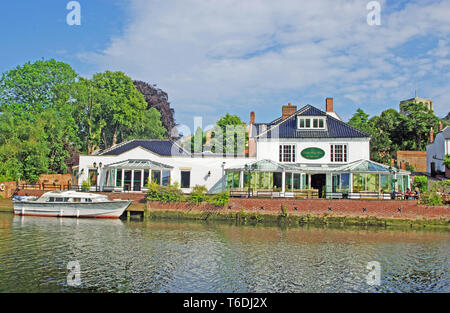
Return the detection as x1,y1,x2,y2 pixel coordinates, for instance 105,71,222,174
250,111,255,125
439,121,443,132
326,97,333,112
282,102,297,120
430,127,434,143
248,111,257,157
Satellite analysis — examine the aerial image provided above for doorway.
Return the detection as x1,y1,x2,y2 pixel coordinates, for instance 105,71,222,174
273,172,283,190
311,174,326,198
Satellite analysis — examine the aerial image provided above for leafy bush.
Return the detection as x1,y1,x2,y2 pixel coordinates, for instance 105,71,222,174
188,185,208,204
147,181,184,203
281,205,288,217
406,164,415,172
81,180,90,190
418,192,443,206
207,191,229,206
444,154,450,168
412,176,427,193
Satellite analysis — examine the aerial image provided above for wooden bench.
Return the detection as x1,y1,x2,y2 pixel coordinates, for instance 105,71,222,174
256,189,273,198
359,191,383,200
229,188,250,197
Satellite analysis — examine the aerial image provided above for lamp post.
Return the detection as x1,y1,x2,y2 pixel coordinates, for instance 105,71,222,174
93,162,102,192
244,164,249,198
389,166,398,200
244,163,253,198
221,162,226,191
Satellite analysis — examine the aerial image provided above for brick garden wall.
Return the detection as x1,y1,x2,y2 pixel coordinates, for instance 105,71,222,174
0,181,18,199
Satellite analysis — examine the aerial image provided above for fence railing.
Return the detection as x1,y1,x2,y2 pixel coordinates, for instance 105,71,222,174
228,188,416,200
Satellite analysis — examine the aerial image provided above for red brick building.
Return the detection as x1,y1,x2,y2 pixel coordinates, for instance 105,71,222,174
397,151,427,172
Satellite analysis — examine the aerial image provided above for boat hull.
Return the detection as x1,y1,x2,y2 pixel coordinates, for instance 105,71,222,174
13,200,132,219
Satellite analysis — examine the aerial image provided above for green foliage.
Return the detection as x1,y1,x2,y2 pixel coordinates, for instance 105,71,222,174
0,59,77,116
281,205,288,217
211,113,248,154
406,164,415,172
0,59,80,181
429,180,450,193
418,192,443,205
412,176,428,193
190,127,207,153
0,60,169,182
81,180,91,190
444,155,450,168
188,185,208,204
207,191,229,206
348,103,441,165
147,181,184,203
72,71,166,150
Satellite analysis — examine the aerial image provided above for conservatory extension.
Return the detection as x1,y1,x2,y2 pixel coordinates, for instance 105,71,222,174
225,159,411,199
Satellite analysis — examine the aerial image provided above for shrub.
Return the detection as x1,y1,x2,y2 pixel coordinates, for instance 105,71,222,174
281,204,288,217
81,180,90,191
406,164,415,172
147,181,184,203
412,176,427,193
418,192,443,206
208,191,229,206
188,185,208,204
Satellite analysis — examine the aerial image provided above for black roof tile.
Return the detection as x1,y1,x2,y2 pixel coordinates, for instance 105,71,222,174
98,140,190,156
257,105,370,139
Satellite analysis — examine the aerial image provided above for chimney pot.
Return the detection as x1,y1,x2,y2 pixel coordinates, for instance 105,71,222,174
430,127,434,143
250,112,255,125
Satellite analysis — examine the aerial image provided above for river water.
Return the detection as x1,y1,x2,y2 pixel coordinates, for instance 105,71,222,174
0,213,448,293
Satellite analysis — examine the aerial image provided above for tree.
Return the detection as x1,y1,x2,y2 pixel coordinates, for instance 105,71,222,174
0,59,80,179
133,81,175,135
0,111,50,182
71,77,107,154
87,71,166,149
0,59,77,117
444,155,450,168
212,114,248,154
400,101,440,150
347,109,374,135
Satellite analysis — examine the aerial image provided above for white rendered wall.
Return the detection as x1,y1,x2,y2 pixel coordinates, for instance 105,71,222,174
426,133,448,173
78,146,253,193
256,138,370,164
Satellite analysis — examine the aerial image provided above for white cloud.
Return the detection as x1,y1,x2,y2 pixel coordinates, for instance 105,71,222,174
79,0,450,125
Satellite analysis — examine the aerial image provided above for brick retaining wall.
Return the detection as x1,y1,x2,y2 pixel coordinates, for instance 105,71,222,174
147,198,449,220
13,189,450,220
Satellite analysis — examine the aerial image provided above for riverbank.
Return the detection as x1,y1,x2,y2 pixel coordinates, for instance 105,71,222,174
1,197,448,229
146,199,450,229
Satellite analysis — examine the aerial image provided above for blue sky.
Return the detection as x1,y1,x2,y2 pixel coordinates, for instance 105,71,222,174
1,0,449,134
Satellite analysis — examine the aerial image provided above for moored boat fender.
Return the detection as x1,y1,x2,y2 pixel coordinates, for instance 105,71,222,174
0,183,5,191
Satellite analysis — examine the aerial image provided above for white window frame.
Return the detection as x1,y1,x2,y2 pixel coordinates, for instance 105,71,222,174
279,144,296,163
297,117,326,130
330,144,348,163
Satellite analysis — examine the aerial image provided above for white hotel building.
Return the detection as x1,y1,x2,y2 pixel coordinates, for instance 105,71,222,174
76,98,410,198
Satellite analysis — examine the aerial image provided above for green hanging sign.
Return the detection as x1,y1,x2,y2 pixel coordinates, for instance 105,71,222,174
301,147,325,160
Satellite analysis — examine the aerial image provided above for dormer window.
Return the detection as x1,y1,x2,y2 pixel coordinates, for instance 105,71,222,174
298,117,325,129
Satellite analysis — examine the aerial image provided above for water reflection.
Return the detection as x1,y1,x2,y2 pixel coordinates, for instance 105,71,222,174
0,214,448,293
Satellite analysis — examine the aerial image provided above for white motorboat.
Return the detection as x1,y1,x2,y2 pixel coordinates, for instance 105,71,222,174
13,191,132,219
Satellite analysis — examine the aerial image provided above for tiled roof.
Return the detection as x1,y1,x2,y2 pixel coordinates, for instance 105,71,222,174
256,105,370,139
97,139,190,156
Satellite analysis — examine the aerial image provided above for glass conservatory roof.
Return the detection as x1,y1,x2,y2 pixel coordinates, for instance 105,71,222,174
226,159,410,174
104,159,173,169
